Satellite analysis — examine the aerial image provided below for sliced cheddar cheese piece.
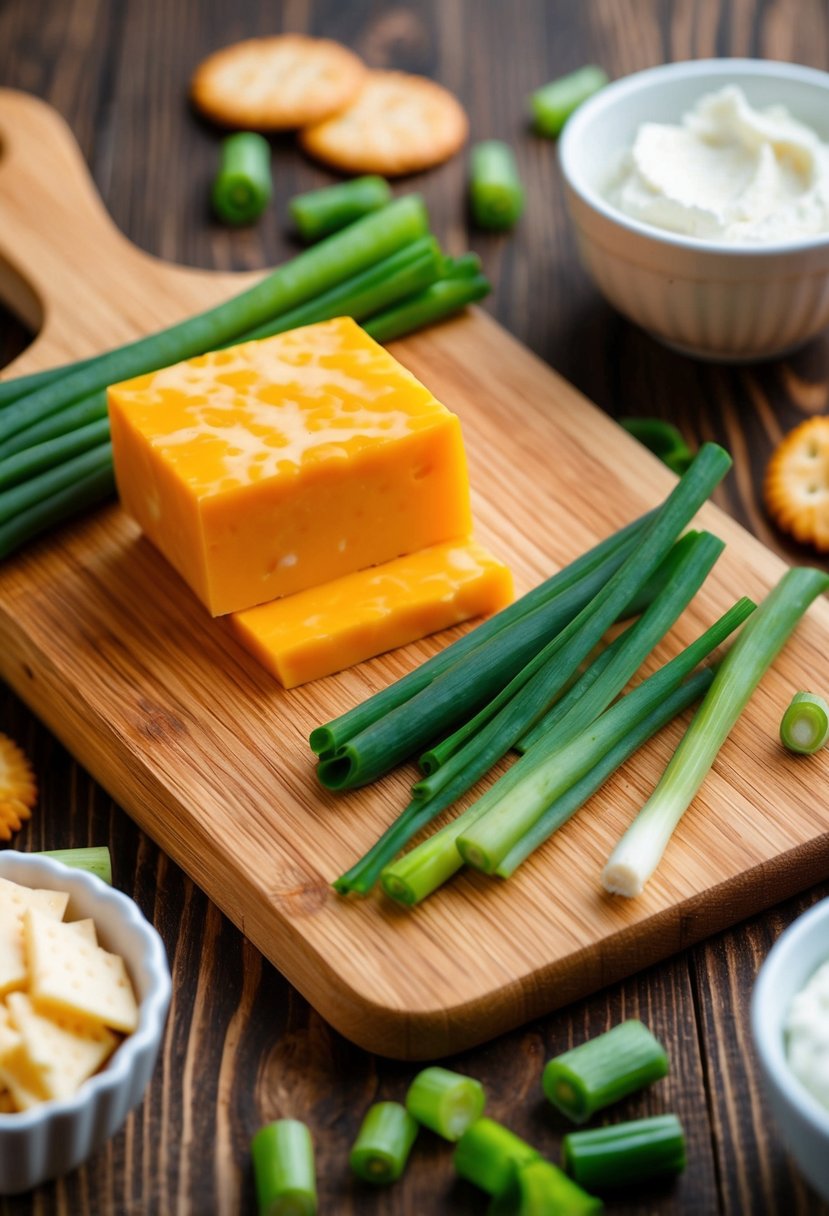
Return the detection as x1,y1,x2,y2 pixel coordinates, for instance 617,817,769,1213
230,538,514,687
108,317,473,616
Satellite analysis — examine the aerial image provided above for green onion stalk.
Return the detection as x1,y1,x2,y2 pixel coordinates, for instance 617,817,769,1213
602,566,829,898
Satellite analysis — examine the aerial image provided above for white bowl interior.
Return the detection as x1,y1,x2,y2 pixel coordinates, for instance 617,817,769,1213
562,59,829,232
0,851,170,1128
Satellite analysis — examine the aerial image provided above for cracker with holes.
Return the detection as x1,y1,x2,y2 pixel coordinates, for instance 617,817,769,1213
300,70,468,176
24,909,139,1034
0,879,139,1112
765,416,829,551
0,734,37,841
191,35,366,130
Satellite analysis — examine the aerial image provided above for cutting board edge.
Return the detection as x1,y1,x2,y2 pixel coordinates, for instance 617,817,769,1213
3,593,828,1060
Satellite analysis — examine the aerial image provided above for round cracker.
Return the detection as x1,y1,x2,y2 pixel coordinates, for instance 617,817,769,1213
191,35,366,130
299,70,468,176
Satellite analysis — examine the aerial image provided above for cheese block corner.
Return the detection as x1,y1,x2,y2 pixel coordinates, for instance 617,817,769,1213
107,317,473,616
229,538,514,687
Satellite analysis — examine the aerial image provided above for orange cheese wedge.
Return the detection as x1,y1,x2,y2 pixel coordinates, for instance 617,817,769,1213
229,539,513,687
108,317,472,616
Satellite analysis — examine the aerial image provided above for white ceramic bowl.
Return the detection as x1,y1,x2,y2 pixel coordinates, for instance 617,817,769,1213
0,852,171,1194
752,897,829,1201
559,59,829,361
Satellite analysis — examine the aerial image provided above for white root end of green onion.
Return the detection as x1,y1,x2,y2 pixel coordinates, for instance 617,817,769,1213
601,808,680,897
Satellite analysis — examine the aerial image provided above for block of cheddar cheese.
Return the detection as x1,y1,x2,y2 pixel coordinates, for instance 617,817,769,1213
229,538,513,688
108,317,473,616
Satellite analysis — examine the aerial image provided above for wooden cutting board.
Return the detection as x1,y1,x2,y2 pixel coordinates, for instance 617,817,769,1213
2,88,828,1060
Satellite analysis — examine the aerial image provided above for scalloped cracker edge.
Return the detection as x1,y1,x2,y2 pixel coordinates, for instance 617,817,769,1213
765,416,829,552
190,35,366,130
300,70,468,176
0,734,36,842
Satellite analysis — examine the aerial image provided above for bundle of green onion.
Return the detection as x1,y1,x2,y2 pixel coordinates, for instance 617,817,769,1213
0,193,490,561
314,441,829,906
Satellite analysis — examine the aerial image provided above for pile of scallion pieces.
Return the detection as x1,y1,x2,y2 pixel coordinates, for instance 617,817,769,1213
0,195,489,561
312,443,829,903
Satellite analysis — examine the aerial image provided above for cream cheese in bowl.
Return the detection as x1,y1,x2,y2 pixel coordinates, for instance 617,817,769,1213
608,84,829,243
787,959,829,1112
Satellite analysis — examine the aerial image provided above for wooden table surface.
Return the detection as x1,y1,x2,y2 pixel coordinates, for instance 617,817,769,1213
1,0,828,1212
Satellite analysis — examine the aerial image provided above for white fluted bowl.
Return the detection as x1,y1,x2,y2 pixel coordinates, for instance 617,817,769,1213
0,852,171,1194
752,898,829,1201
559,59,829,361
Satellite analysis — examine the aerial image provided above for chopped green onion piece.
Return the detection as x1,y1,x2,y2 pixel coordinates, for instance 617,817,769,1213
469,141,525,230
212,132,272,226
489,1158,604,1214
312,511,656,756
349,1101,418,1184
603,566,829,897
495,667,714,879
405,1066,486,1140
34,846,112,885
453,1118,540,1195
561,1114,686,1190
542,1021,668,1124
779,690,829,754
444,252,483,279
363,273,491,344
251,1119,317,1216
620,418,694,476
531,66,609,137
290,176,392,241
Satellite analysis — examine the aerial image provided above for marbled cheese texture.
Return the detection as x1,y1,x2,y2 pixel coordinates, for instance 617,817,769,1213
107,317,472,615
230,539,514,687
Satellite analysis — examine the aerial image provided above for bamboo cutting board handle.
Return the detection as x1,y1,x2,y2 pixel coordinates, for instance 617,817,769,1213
0,87,259,377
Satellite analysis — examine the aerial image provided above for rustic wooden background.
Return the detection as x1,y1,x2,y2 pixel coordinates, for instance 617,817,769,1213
1,0,829,1212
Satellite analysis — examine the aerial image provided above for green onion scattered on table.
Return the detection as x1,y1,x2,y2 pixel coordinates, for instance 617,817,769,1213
779,690,829,754
602,565,829,898
453,1118,540,1195
251,1119,317,1216
469,140,525,230
542,1021,669,1123
405,1067,486,1140
489,1158,604,1214
620,418,694,477
212,132,272,226
349,1101,418,1184
562,1114,686,1189
531,65,609,137
34,846,113,885
290,175,392,241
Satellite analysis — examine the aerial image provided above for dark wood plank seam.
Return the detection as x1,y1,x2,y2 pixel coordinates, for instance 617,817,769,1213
688,948,727,1215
